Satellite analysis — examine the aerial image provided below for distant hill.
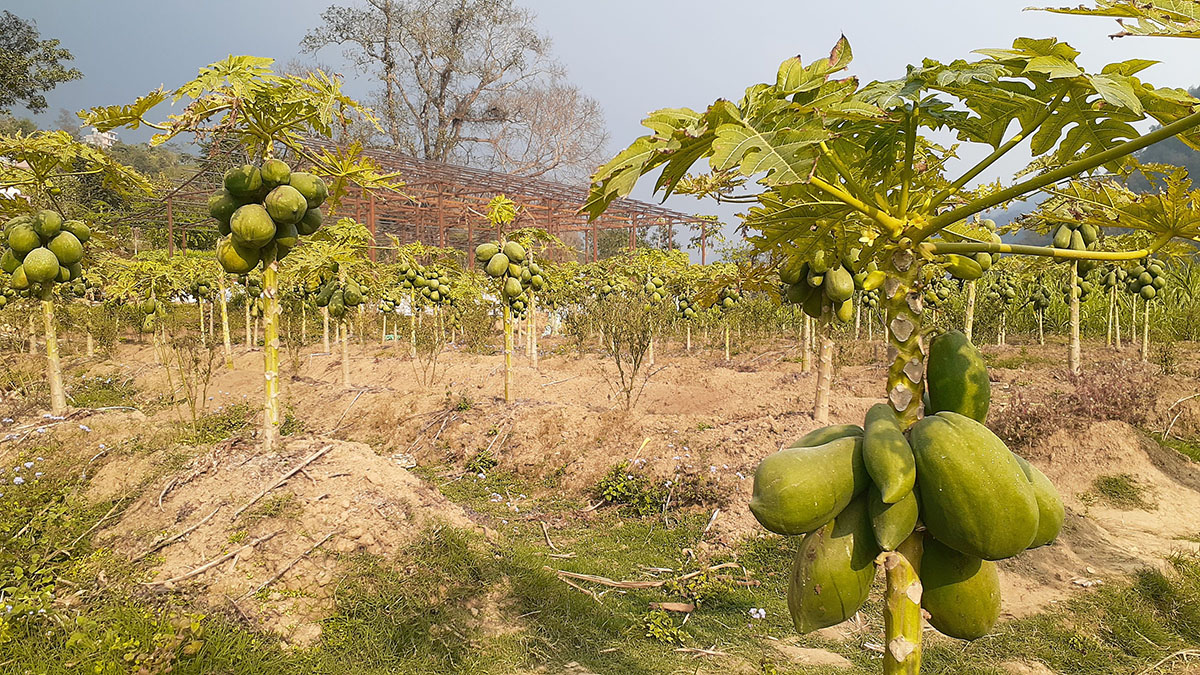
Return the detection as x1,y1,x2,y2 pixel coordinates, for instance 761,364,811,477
1128,85,1200,192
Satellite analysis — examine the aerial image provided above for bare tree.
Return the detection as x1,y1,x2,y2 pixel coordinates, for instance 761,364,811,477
302,0,607,181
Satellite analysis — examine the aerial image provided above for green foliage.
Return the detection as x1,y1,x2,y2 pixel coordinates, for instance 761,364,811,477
640,609,687,645
465,450,498,476
178,402,251,445
67,375,138,409
594,463,666,517
1038,1,1200,38
0,11,82,114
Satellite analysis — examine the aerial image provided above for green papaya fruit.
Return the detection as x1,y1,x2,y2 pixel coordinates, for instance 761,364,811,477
975,252,992,272
824,266,854,303
862,403,916,503
787,494,878,633
1013,454,1065,548
926,330,990,423
224,165,262,198
296,207,323,236
795,424,862,447
48,232,83,265
1052,226,1071,249
835,298,853,323
0,249,18,274
750,436,868,535
1080,223,1098,246
264,185,308,225
779,259,805,285
33,210,62,242
911,412,1039,560
801,288,824,318
861,269,886,292
288,172,328,208
503,241,526,263
22,248,59,284
810,250,830,274
921,537,1001,640
785,283,812,305
476,242,500,263
10,266,29,290
1069,229,1086,251
867,485,919,551
485,253,509,278
260,158,291,188
230,204,277,248
8,222,39,254
945,254,984,281
216,236,260,275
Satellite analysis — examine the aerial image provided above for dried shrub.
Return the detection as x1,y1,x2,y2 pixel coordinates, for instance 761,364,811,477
991,368,1156,449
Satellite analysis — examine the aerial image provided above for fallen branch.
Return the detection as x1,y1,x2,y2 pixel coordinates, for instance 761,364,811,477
1162,392,1200,439
242,531,336,599
547,562,742,590
540,521,560,552
541,375,578,388
233,445,333,519
675,646,728,657
146,530,282,586
702,508,721,538
651,601,696,613
138,506,222,559
558,576,603,604
330,390,366,432
158,477,179,510
1138,649,1200,675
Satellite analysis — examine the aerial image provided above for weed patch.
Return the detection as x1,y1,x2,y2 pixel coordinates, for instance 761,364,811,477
1084,473,1157,511
177,403,251,445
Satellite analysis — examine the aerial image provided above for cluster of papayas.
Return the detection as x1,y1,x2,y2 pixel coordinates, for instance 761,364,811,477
189,280,213,298
476,240,543,319
716,287,742,311
1101,266,1128,291
241,275,263,300
643,275,667,302
211,160,328,274
1126,259,1166,300
861,288,879,312
314,274,364,319
3,210,91,297
138,291,161,333
751,330,1063,641
399,262,455,306
677,295,698,320
984,277,1017,305
1062,272,1095,303
596,275,628,299
779,249,866,322
1029,286,1053,313
923,276,952,309
1051,221,1101,275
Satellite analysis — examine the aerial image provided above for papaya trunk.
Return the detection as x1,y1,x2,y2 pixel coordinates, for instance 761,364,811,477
801,315,811,373
409,292,417,359
964,281,976,342
882,251,925,429
262,259,281,452
882,533,924,675
813,318,833,424
208,295,215,337
198,299,205,345
342,320,351,387
648,336,655,367
1108,293,1118,345
1106,286,1114,348
686,324,691,353
1142,297,1152,362
382,315,387,345
503,303,513,403
219,277,233,368
530,295,539,370
1037,308,1044,346
301,300,307,346
855,297,862,340
245,301,252,349
1069,262,1081,376
724,322,730,362
86,332,94,358
41,296,66,415
28,314,37,355
322,307,330,353
1131,295,1138,349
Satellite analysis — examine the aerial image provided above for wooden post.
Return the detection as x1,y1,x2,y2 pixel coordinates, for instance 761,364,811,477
368,192,377,263
166,196,174,257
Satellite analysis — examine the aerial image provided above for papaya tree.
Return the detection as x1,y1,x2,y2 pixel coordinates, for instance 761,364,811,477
0,131,150,415
585,30,1200,674
84,56,402,449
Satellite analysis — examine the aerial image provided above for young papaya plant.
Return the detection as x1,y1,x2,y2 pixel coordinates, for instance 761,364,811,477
475,195,535,403
585,28,1200,673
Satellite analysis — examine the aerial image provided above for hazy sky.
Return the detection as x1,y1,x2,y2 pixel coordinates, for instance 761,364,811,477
9,1,1200,250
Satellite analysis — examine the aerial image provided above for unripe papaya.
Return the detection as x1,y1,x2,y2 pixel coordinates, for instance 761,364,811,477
1013,454,1065,548
503,241,526,263
1069,229,1086,251
801,289,824,319
824,266,854,303
861,269,886,292
944,254,983,281
926,330,990,423
750,435,868,535
835,298,853,323
787,494,878,633
1052,225,1071,249
862,404,915,503
795,424,862,447
810,250,830,274
921,537,1001,640
779,259,806,286
485,253,509,278
911,412,1039,560
867,484,918,551
784,283,812,305
476,242,500,263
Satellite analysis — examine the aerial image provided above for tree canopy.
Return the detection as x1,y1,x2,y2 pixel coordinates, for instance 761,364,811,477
0,11,82,114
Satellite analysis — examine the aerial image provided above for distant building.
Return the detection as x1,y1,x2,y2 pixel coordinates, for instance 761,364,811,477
83,127,118,149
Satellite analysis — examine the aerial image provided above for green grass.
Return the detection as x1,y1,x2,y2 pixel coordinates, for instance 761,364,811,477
7,438,1200,674
66,375,139,409
177,402,252,445
983,348,1055,370
1086,473,1157,511
1156,433,1200,463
